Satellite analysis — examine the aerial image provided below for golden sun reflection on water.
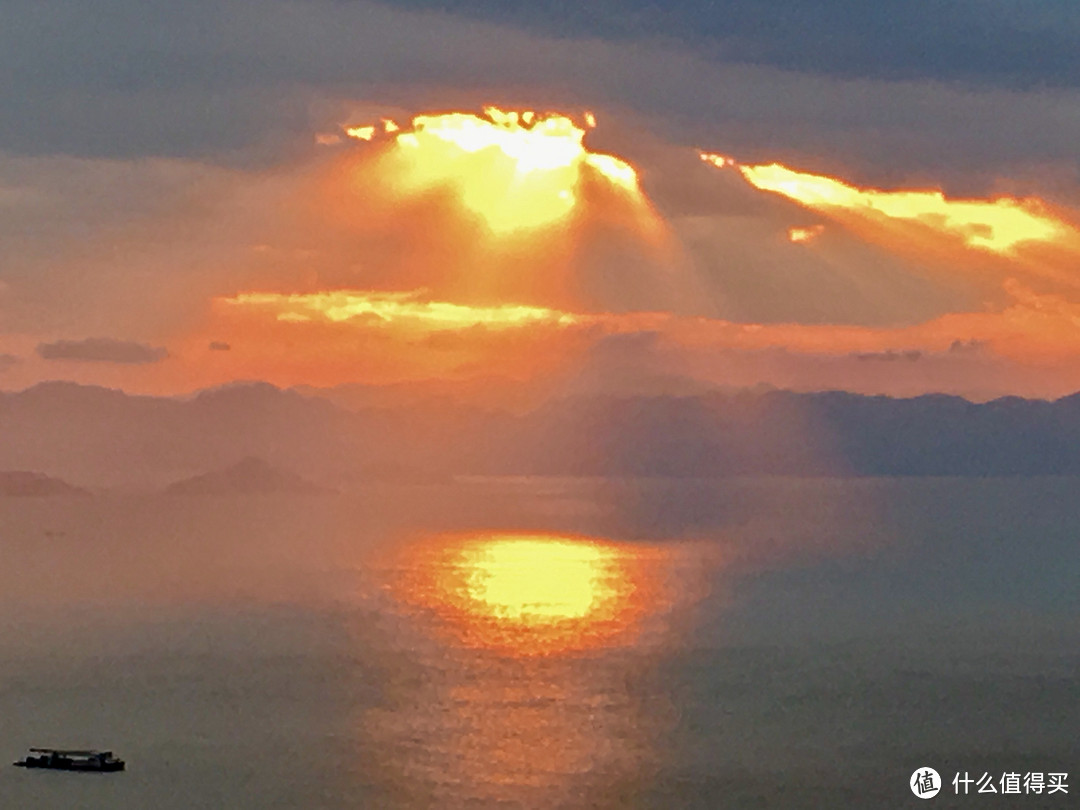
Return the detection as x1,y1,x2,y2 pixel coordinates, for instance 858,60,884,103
464,537,614,621
366,531,697,806
397,532,668,657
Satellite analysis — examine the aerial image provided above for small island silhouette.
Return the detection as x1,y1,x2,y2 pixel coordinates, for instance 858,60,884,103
0,471,89,497
164,457,332,495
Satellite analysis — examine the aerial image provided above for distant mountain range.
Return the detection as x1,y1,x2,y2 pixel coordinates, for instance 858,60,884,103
4,381,1080,487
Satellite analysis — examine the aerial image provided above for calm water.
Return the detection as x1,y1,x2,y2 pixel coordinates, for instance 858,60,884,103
0,478,1076,809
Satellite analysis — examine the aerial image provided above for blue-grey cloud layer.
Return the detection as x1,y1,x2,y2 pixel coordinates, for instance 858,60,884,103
2,0,1078,184
386,0,1080,89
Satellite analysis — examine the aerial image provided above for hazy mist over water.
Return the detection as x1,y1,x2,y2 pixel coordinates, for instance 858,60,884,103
0,478,1076,809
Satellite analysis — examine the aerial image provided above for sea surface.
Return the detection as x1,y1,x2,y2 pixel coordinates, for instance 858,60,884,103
0,478,1076,809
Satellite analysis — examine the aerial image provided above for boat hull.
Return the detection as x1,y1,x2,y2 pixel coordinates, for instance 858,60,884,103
14,759,125,772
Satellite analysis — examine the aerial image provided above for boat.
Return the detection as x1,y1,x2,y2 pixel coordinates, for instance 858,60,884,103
13,748,125,772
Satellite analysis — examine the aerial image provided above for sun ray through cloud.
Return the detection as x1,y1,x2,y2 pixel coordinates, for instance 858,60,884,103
699,150,1080,258
338,107,648,235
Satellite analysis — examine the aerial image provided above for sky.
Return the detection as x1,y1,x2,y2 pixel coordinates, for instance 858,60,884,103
2,0,1080,401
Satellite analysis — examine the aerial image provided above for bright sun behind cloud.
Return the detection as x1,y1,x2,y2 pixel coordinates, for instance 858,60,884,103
340,107,646,234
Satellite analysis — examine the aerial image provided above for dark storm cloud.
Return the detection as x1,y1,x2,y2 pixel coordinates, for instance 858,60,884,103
1,0,1078,183
384,0,1080,90
37,338,168,364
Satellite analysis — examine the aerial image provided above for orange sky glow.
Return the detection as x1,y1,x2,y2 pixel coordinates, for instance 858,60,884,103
6,108,1080,400
218,290,579,330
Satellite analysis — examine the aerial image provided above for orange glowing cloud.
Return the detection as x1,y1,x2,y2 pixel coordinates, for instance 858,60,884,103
788,224,825,244
340,107,647,235
699,151,1077,257
699,152,735,170
187,285,618,393
652,277,1080,368
217,289,579,331
205,275,1080,399
344,125,376,141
